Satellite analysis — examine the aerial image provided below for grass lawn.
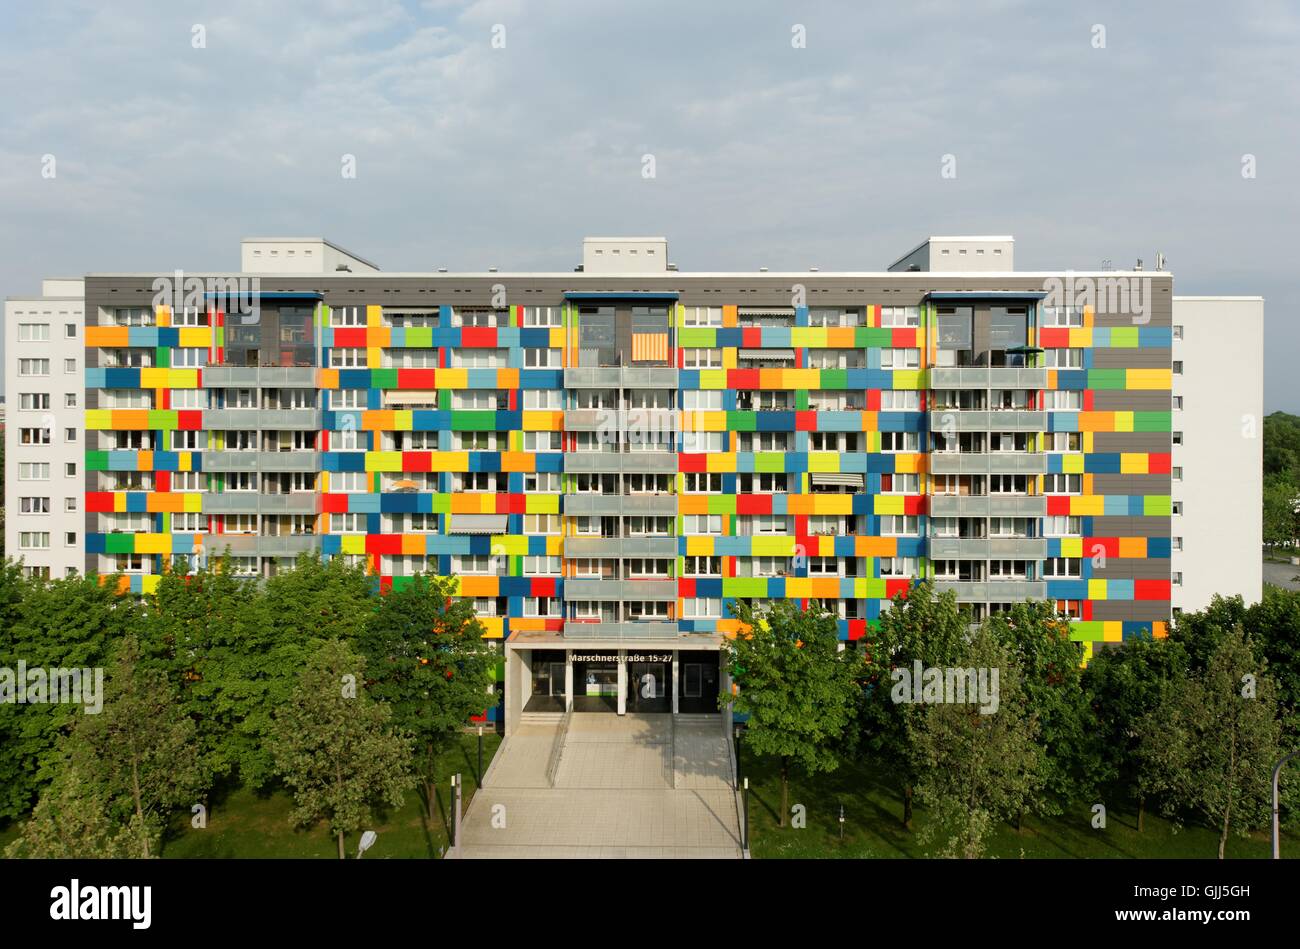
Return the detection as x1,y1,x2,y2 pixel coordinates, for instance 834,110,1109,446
742,752,1289,859
159,730,500,859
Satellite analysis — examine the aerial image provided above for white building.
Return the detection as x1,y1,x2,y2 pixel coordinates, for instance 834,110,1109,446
1169,296,1265,614
4,279,86,578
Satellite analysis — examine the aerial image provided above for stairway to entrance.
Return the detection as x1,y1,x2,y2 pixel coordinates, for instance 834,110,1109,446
457,711,743,858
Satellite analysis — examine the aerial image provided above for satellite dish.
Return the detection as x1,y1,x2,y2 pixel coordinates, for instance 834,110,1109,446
357,831,377,858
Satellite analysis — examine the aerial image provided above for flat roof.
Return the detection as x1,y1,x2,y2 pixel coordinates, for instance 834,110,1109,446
241,237,380,270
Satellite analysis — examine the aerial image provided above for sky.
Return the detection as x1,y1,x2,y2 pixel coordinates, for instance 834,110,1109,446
1,0,1296,410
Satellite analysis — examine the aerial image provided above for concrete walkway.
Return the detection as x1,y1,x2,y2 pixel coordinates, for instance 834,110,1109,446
458,713,742,858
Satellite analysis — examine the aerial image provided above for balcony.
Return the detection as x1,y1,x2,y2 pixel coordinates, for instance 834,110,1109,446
564,367,678,389
565,578,677,600
201,493,321,515
929,367,1047,390
203,367,318,388
933,580,1048,601
563,408,677,433
929,495,1047,518
929,452,1048,476
562,494,677,517
928,536,1047,560
563,621,681,641
203,451,321,473
563,451,678,475
203,409,322,430
202,535,320,558
564,536,678,558
928,410,1045,433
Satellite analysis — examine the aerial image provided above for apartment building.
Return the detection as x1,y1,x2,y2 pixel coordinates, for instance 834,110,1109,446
3,279,86,578
12,234,1256,730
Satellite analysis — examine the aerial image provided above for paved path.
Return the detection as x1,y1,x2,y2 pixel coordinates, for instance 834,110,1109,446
458,713,742,858
1264,559,1300,592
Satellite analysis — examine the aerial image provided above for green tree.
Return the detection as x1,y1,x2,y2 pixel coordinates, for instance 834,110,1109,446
987,600,1099,823
910,624,1044,858
68,633,211,857
722,598,860,826
1082,632,1187,830
3,762,151,859
859,580,969,828
0,571,136,820
1139,627,1284,858
141,552,282,786
355,575,495,822
1264,476,1298,547
270,639,413,859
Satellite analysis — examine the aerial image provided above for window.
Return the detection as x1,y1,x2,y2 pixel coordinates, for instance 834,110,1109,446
522,389,562,410
1172,571,1183,586
19,428,51,446
1172,396,1183,410
65,497,77,512
174,513,208,533
684,306,722,327
18,359,50,376
683,598,721,619
18,393,50,410
879,306,919,328
879,557,917,577
1045,431,1082,452
879,473,919,494
522,306,561,327
1043,348,1082,368
1172,325,1184,340
19,462,49,480
524,472,561,492
1172,466,1183,481
330,306,365,327
1172,431,1183,446
170,389,206,409
19,532,51,550
880,389,920,411
682,390,722,411
1172,360,1183,375
1041,306,1084,327
1043,390,1083,410
18,323,51,342
523,513,560,534
1172,501,1182,516
880,348,920,370
683,556,721,576
524,597,559,617
683,348,722,369
524,348,560,368
1043,473,1082,494
19,497,51,514
1173,536,1183,551
332,429,365,451
170,349,205,368
683,514,722,535
880,515,918,536
524,431,561,452
171,471,205,492
880,431,919,453
171,430,204,451
64,428,77,443
524,555,562,575
65,392,77,408
333,472,368,492
330,347,365,368
1043,557,1081,577
1044,515,1081,536
331,513,366,533
684,472,722,493
682,431,724,453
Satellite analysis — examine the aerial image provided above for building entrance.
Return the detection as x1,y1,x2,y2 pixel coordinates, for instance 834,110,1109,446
626,656,671,714
678,653,721,714
572,657,620,712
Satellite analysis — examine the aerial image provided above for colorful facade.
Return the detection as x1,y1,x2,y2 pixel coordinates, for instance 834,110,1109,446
76,236,1177,727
